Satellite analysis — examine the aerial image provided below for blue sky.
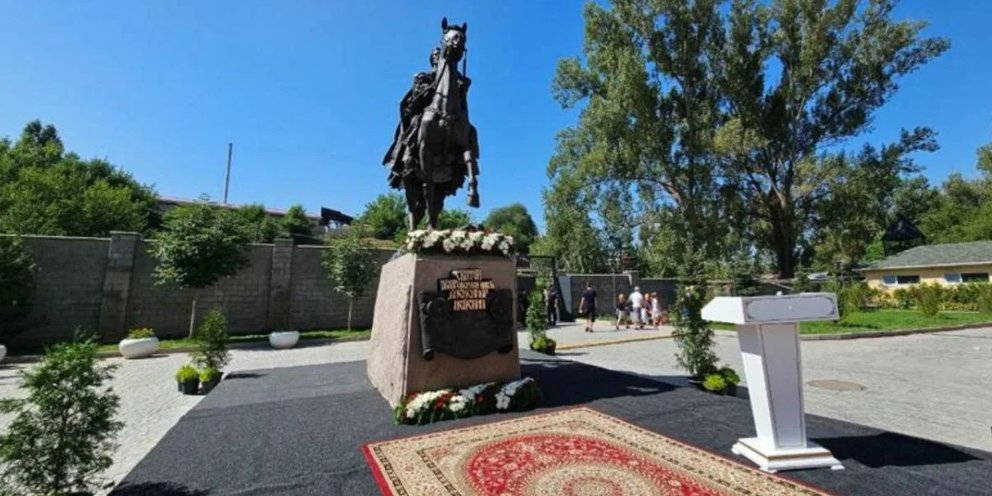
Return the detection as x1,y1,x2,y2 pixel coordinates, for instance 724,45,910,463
1,1,989,229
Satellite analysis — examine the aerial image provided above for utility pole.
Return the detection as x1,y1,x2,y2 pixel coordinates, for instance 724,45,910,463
223,143,233,204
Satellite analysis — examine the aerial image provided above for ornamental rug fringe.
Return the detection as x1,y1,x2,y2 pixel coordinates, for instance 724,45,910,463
362,406,831,496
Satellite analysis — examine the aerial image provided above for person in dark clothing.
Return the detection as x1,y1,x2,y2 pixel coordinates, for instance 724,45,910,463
579,281,597,333
544,286,559,326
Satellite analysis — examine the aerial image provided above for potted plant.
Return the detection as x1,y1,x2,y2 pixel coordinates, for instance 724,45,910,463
175,364,199,395
199,367,222,394
702,373,728,395
118,327,159,359
720,367,741,396
269,329,300,349
528,334,557,356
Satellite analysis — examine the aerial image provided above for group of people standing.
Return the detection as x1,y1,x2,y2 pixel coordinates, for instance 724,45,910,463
576,282,667,333
615,286,666,330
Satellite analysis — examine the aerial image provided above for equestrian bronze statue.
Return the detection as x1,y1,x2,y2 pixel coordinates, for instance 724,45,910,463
382,17,480,230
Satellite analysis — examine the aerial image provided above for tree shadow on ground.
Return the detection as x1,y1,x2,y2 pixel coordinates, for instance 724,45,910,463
110,481,209,496
522,357,677,407
817,432,984,468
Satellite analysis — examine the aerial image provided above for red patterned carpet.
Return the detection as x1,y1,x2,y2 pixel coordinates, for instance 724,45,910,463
363,407,831,496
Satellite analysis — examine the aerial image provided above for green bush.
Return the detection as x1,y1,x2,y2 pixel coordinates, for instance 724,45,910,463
525,289,548,335
199,367,222,383
892,287,913,309
174,364,199,382
192,308,231,372
529,334,557,355
702,373,727,393
126,327,155,339
977,284,992,315
719,367,740,386
0,339,122,496
671,284,717,379
918,283,943,317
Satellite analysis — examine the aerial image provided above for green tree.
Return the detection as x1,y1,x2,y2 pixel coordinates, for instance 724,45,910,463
551,0,727,274
435,209,473,230
0,236,36,340
715,0,948,276
148,198,251,337
918,142,992,243
482,204,539,253
281,204,314,243
192,308,231,372
0,121,157,237
358,193,408,240
0,339,122,496
321,227,380,330
235,204,279,243
671,284,717,379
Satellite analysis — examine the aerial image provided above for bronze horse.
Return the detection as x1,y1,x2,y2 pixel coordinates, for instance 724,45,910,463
383,18,480,230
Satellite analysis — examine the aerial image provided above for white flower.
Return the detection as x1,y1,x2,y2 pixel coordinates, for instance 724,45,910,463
481,235,496,250
448,395,467,412
469,231,484,243
495,392,511,410
498,241,510,254
442,239,457,252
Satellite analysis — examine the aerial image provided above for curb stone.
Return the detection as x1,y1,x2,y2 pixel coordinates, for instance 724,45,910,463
2,335,371,365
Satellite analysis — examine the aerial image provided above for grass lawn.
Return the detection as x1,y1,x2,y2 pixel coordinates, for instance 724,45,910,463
708,309,992,335
94,328,371,354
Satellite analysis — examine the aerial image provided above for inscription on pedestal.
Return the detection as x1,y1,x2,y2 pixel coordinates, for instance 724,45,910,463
418,268,514,361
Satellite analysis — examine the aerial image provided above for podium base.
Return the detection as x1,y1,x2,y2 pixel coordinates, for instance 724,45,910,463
731,438,844,473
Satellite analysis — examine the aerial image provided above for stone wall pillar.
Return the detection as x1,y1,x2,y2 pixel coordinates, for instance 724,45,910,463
98,231,139,340
266,238,294,329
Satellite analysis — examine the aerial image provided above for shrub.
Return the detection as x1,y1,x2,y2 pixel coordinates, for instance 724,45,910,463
126,327,155,339
977,284,992,315
892,287,914,309
321,226,380,331
199,367,222,383
0,340,122,496
719,367,740,386
0,236,36,339
529,334,557,355
174,364,199,382
671,284,717,379
702,373,728,393
192,308,231,372
918,283,943,317
526,289,548,334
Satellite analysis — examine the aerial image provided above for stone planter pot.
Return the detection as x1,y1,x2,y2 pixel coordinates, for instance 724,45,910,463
269,331,300,349
200,378,221,395
119,337,159,359
0,344,6,364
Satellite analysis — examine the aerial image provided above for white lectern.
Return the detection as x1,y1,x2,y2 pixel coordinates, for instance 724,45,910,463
702,293,843,473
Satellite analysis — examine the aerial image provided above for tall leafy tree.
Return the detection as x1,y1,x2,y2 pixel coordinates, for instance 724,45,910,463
148,199,251,337
482,203,539,253
235,204,280,243
715,0,948,276
281,204,314,243
919,142,992,243
0,236,36,340
0,121,157,237
551,0,728,277
358,193,408,240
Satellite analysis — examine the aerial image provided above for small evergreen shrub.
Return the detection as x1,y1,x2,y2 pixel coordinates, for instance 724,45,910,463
892,287,913,309
0,339,122,496
199,367,222,383
174,364,199,382
126,328,155,339
978,284,992,315
672,284,717,379
193,308,231,372
529,334,557,355
719,367,740,386
525,289,548,335
918,283,943,317
702,373,728,393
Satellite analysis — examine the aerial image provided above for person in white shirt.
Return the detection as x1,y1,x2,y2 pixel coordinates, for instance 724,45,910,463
629,286,644,329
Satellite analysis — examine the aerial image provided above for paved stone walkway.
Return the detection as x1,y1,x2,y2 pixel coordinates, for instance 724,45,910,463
517,320,673,349
1,326,989,493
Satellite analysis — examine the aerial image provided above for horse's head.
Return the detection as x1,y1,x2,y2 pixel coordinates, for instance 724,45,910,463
439,17,467,63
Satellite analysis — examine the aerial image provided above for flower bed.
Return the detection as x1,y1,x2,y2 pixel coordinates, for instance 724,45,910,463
393,377,541,425
404,228,514,256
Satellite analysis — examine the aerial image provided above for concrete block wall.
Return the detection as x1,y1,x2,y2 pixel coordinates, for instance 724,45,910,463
6,234,395,348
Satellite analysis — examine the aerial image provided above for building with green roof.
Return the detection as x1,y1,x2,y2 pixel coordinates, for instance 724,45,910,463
863,240,992,291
